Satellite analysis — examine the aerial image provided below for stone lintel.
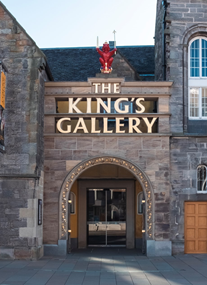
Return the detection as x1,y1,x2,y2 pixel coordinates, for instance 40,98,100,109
45,80,173,88
88,77,125,83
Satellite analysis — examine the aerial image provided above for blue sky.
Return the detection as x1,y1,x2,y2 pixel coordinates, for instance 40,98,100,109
2,0,157,48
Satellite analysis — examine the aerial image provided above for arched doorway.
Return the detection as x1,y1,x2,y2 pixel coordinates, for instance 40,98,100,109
59,156,154,251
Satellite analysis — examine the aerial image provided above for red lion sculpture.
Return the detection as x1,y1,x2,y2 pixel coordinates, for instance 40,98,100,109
96,42,117,73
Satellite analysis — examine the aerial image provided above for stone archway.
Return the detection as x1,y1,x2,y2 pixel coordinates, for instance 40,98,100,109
59,155,154,243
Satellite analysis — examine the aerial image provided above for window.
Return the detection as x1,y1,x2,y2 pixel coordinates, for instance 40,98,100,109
197,165,207,192
69,192,76,214
189,37,207,119
137,192,143,214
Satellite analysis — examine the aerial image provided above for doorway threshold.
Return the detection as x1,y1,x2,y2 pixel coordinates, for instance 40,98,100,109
70,247,144,256
88,245,126,247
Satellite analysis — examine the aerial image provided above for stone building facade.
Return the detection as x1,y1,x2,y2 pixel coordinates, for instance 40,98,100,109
0,0,207,259
0,2,51,259
155,0,207,254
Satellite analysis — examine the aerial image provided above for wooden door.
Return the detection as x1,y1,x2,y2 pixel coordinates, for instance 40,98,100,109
185,202,207,254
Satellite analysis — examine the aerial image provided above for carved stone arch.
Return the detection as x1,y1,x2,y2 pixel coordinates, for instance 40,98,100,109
182,24,207,132
59,155,154,242
182,24,207,46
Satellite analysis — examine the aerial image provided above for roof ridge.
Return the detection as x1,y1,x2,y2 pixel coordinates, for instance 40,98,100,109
41,45,154,50
0,1,46,60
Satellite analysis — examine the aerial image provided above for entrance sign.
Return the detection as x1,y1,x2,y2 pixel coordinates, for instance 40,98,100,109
53,80,166,134
93,83,120,93
68,97,145,114
56,96,158,134
57,116,157,134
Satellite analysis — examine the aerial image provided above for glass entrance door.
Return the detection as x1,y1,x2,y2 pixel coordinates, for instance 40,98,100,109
87,188,126,247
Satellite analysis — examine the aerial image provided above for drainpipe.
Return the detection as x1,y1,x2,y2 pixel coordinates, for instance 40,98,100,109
162,0,167,81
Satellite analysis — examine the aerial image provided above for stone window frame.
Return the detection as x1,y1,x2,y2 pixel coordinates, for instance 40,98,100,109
197,165,207,193
188,37,207,120
182,24,207,131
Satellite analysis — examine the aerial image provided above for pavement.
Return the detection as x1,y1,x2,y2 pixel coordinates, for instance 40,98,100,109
0,248,207,285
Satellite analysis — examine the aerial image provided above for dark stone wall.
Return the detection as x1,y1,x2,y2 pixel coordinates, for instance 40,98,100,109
155,0,207,133
0,2,47,259
0,20,47,174
170,136,207,254
0,177,42,259
155,0,165,81
155,0,207,254
111,52,140,81
165,0,207,133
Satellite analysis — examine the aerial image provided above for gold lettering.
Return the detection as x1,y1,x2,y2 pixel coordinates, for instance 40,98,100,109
103,117,113,133
97,98,111,113
57,118,71,133
114,83,120,93
68,98,82,113
93,83,100,93
91,117,100,133
116,118,125,133
143,118,157,133
114,98,129,113
102,83,111,93
73,118,89,133
86,98,91,113
135,98,145,113
129,118,142,133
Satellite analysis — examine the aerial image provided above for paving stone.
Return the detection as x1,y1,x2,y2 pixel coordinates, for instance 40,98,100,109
24,271,54,285
1,252,207,285
45,271,70,285
132,279,151,285
100,280,116,285
1,281,25,285
100,272,116,279
168,280,191,285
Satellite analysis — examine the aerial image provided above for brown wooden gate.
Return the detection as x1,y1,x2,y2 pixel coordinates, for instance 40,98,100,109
185,202,207,254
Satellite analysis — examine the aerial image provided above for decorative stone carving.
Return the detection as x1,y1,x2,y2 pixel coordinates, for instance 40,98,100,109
59,156,154,241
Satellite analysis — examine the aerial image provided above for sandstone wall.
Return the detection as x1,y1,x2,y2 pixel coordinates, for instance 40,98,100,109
44,135,171,244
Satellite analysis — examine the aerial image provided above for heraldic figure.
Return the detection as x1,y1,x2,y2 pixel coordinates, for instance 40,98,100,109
96,42,117,73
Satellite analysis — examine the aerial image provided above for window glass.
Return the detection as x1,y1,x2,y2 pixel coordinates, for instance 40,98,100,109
190,88,199,117
202,39,207,77
189,38,207,119
197,165,207,192
190,39,200,77
202,88,207,117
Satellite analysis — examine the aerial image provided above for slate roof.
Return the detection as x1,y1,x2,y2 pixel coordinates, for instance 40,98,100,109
41,46,155,82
